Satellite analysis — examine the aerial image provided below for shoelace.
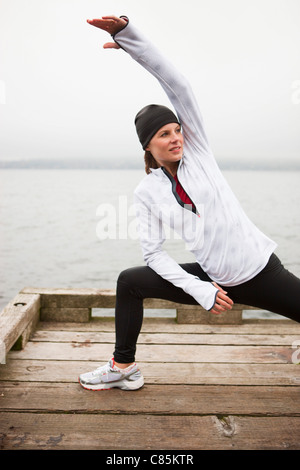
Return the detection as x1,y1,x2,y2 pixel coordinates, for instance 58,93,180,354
92,363,110,376
92,361,136,377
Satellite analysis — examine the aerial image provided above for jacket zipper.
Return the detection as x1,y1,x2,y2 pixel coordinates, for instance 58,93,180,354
161,167,200,217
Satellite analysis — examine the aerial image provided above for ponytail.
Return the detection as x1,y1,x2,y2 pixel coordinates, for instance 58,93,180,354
144,150,159,174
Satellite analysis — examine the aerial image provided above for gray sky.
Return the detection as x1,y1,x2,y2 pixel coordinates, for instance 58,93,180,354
0,0,299,165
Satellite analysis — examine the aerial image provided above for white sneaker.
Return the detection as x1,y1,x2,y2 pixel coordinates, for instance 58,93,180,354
79,358,144,391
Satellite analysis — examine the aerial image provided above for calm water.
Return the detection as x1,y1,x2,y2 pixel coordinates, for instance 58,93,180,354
0,168,299,316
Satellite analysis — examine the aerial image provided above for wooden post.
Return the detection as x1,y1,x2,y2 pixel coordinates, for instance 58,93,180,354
40,308,91,322
0,293,41,359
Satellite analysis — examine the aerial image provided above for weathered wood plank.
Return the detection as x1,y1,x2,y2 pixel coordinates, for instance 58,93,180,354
37,318,300,335
20,287,117,308
0,412,299,449
19,287,258,324
29,329,300,346
1,359,298,385
7,341,295,364
0,382,299,416
0,293,41,358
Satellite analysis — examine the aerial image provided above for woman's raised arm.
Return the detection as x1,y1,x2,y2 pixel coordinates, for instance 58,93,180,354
87,15,211,159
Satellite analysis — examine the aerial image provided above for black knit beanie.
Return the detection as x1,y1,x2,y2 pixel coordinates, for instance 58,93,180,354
134,104,180,150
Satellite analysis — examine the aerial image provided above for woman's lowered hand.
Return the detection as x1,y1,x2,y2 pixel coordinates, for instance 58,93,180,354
86,15,128,49
210,282,234,315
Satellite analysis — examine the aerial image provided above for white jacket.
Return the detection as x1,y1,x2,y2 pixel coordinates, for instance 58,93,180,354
114,20,277,310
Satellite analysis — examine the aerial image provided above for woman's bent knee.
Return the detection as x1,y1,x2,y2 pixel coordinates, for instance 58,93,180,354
117,266,150,288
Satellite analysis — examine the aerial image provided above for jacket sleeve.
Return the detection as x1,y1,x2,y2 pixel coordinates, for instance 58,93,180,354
134,192,219,311
113,19,212,160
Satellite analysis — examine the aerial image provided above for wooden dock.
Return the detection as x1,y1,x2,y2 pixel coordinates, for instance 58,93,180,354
0,287,300,450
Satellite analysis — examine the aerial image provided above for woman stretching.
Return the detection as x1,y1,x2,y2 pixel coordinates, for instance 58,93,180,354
79,15,300,391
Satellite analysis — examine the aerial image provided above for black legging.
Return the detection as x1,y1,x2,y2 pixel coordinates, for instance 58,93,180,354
113,253,300,363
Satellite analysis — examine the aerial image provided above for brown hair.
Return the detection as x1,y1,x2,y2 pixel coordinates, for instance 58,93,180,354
144,150,160,174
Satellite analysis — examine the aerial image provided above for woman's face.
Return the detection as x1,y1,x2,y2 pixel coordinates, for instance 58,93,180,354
146,123,184,170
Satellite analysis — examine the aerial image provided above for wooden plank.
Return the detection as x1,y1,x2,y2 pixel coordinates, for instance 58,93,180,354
0,382,299,416
0,293,41,357
19,287,259,317
21,287,116,308
29,329,300,346
37,318,300,335
0,412,299,449
1,359,298,385
7,341,296,364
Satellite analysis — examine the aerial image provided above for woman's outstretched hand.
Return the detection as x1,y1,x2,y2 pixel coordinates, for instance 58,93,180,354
210,282,234,315
87,16,128,49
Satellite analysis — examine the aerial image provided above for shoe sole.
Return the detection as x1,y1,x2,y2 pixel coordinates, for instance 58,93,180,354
78,376,144,391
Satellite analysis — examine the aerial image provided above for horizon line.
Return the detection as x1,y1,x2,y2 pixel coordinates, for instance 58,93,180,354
0,158,299,171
